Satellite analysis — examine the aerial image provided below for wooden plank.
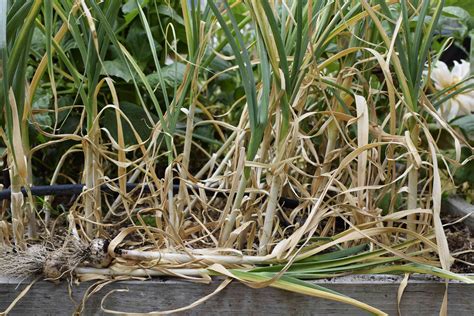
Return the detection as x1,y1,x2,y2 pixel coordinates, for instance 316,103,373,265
0,275,473,315
442,197,474,229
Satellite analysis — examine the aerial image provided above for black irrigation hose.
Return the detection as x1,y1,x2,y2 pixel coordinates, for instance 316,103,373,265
0,183,300,209
0,183,154,199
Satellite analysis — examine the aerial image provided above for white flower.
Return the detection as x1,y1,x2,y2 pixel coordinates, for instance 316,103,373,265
431,60,474,121
164,55,174,65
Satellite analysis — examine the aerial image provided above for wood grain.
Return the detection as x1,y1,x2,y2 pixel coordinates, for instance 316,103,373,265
0,275,473,315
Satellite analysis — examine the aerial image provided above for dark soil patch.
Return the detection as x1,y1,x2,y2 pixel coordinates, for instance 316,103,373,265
443,214,473,273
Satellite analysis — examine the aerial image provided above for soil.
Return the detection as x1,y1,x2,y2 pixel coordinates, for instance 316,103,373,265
443,214,474,273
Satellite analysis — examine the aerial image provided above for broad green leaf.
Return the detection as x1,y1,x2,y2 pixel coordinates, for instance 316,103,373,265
443,6,471,22
123,0,149,23
446,0,474,16
156,5,184,25
451,114,474,141
125,21,156,67
146,62,186,89
102,59,134,82
32,88,52,128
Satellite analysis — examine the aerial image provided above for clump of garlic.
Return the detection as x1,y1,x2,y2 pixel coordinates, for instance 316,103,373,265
0,238,112,280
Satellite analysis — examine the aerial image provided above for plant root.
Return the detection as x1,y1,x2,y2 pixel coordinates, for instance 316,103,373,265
0,238,111,280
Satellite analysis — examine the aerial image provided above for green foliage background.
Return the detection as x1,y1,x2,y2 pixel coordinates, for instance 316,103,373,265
447,0,474,15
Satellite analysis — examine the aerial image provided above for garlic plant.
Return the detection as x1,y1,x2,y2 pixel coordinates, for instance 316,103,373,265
0,0,473,314
0,0,44,247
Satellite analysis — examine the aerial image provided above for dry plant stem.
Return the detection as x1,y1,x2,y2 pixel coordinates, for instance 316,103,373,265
110,82,128,218
25,161,37,239
207,135,241,181
195,132,237,179
120,249,273,265
75,267,209,277
178,97,197,222
104,167,141,221
407,128,420,235
84,145,94,236
355,95,368,212
259,128,286,255
168,189,177,233
104,121,163,221
83,139,100,237
21,96,36,239
6,92,32,244
258,99,289,255
181,99,196,175
9,170,25,250
219,147,247,245
258,175,281,255
311,120,337,196
407,166,418,230
165,165,178,237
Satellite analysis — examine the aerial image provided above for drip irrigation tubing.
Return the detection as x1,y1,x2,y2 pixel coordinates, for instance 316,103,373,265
0,183,300,209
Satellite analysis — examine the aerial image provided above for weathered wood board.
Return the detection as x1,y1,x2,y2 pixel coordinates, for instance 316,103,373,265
0,275,473,315
443,197,474,230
